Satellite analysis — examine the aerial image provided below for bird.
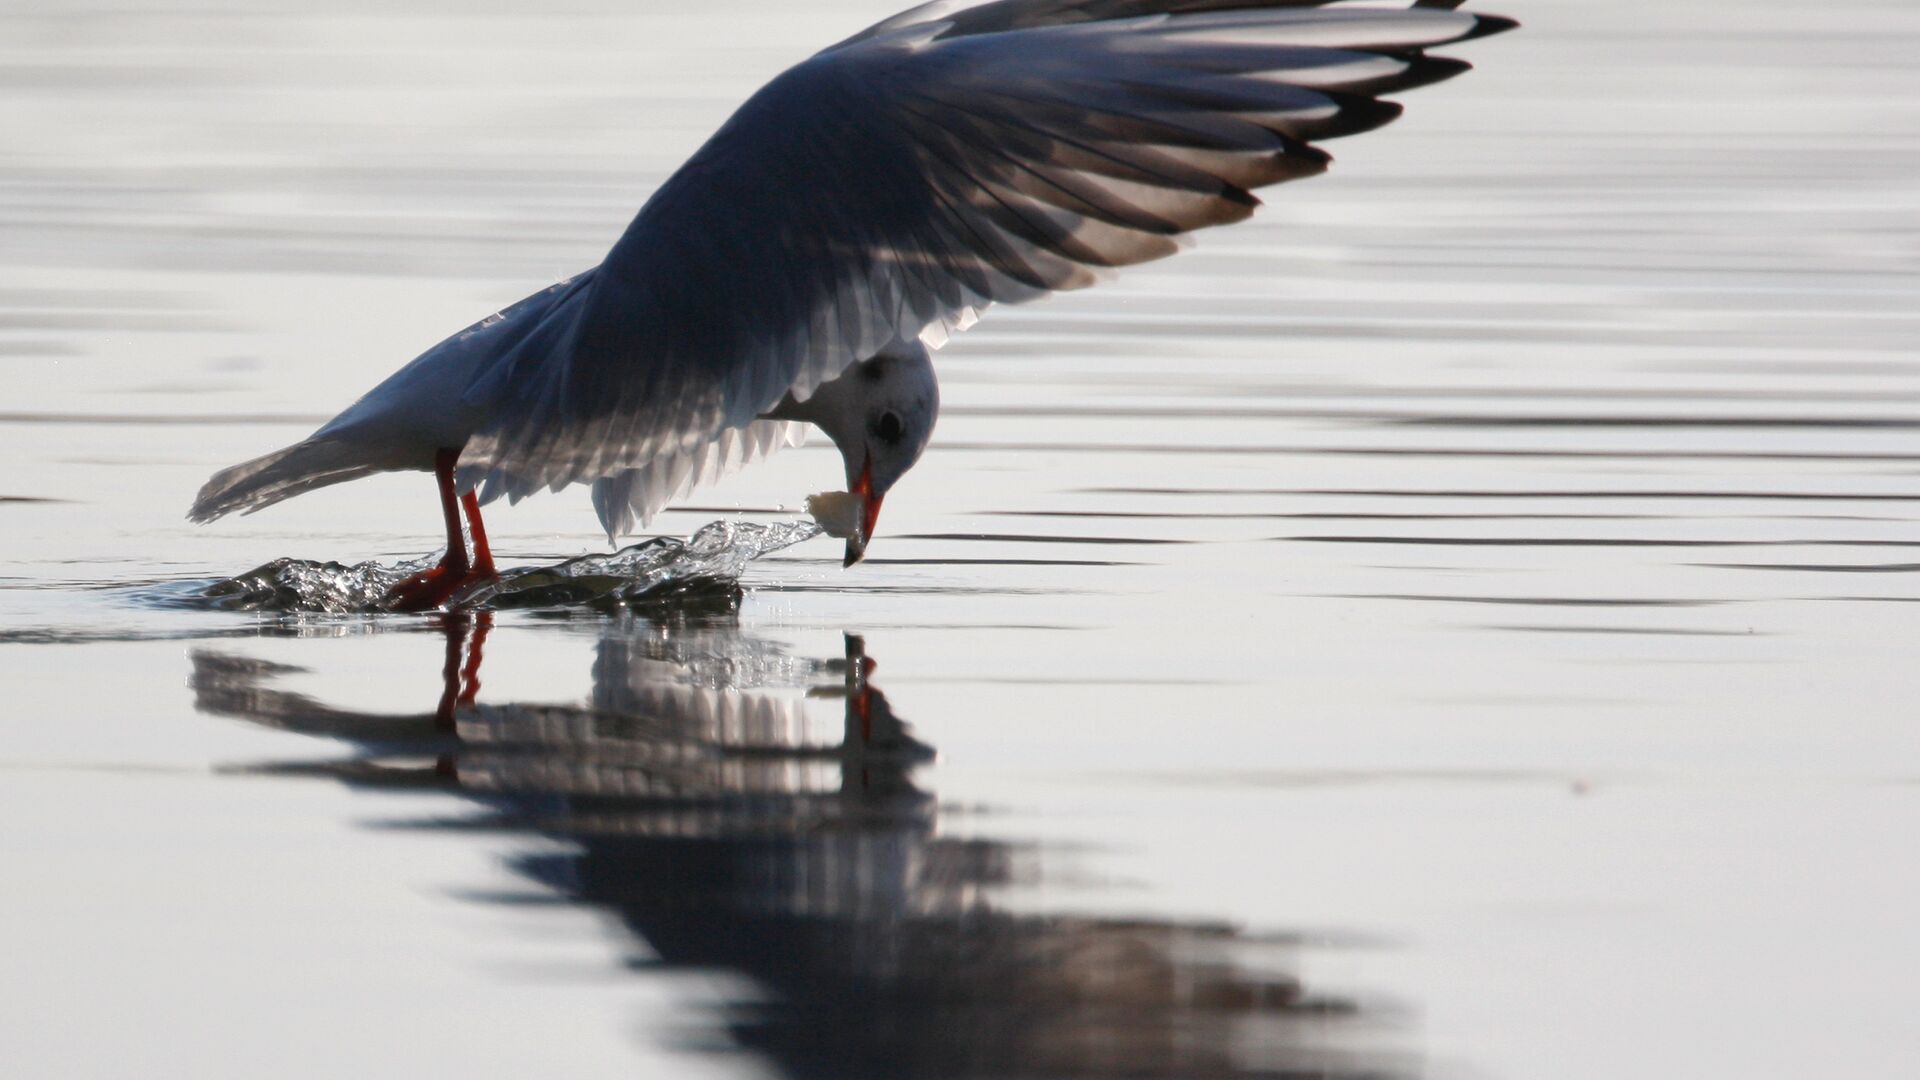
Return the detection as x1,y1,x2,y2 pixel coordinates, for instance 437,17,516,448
188,0,1515,610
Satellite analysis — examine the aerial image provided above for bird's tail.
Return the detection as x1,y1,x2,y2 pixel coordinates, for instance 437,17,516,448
188,438,379,523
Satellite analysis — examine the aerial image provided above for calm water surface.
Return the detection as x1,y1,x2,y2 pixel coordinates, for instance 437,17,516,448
4,1,1919,1077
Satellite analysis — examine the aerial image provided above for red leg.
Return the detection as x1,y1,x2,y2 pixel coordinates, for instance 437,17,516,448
434,448,467,573
461,490,496,578
386,448,471,612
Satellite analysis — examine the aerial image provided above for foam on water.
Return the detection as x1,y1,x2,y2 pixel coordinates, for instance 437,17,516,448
187,519,823,614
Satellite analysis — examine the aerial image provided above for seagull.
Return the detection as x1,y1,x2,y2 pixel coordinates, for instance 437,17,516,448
189,0,1515,609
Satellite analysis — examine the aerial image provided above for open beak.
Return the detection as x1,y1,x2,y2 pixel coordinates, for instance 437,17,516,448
843,455,884,568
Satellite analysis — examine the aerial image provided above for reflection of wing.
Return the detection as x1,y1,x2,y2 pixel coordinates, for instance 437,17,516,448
456,691,840,802
458,1,1512,527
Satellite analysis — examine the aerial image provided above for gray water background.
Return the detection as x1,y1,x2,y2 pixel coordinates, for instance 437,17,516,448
3,1,1918,1076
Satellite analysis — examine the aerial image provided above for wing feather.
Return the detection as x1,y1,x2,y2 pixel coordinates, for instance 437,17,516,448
589,419,809,540
453,1,1513,532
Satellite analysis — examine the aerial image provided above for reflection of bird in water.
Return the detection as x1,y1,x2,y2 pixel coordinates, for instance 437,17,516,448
186,0,1515,602
192,617,1395,1078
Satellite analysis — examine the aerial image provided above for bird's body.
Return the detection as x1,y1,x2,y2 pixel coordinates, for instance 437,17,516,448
191,0,1514,605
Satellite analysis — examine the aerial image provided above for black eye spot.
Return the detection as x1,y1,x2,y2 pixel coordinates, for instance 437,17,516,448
871,410,905,444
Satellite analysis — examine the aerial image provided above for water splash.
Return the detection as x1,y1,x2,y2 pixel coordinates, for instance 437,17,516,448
191,519,823,614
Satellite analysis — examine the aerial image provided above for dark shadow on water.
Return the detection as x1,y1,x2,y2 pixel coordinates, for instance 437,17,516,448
1475,623,1765,637
1697,562,1920,574
1087,487,1920,502
1326,593,1721,608
188,614,1400,1079
858,557,1141,567
1285,535,1920,549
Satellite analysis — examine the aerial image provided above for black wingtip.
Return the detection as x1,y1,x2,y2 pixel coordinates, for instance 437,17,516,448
1303,95,1405,141
1219,182,1261,210
1462,14,1521,42
1281,137,1332,170
1340,53,1473,96
1400,55,1473,91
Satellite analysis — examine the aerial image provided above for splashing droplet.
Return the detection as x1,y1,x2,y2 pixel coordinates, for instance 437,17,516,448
188,519,823,613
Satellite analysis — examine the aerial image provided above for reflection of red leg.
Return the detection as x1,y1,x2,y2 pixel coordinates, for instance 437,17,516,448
434,614,464,732
432,612,491,731
458,612,492,709
387,448,470,612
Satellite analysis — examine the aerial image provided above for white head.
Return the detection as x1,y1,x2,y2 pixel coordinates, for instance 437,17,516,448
764,340,939,566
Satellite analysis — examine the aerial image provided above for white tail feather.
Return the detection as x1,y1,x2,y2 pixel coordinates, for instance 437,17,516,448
187,439,380,523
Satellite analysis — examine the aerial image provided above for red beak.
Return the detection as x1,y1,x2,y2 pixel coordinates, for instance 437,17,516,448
844,455,883,567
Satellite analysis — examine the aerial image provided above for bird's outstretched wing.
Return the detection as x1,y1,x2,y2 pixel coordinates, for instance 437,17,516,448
458,0,1514,526
835,0,1503,48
